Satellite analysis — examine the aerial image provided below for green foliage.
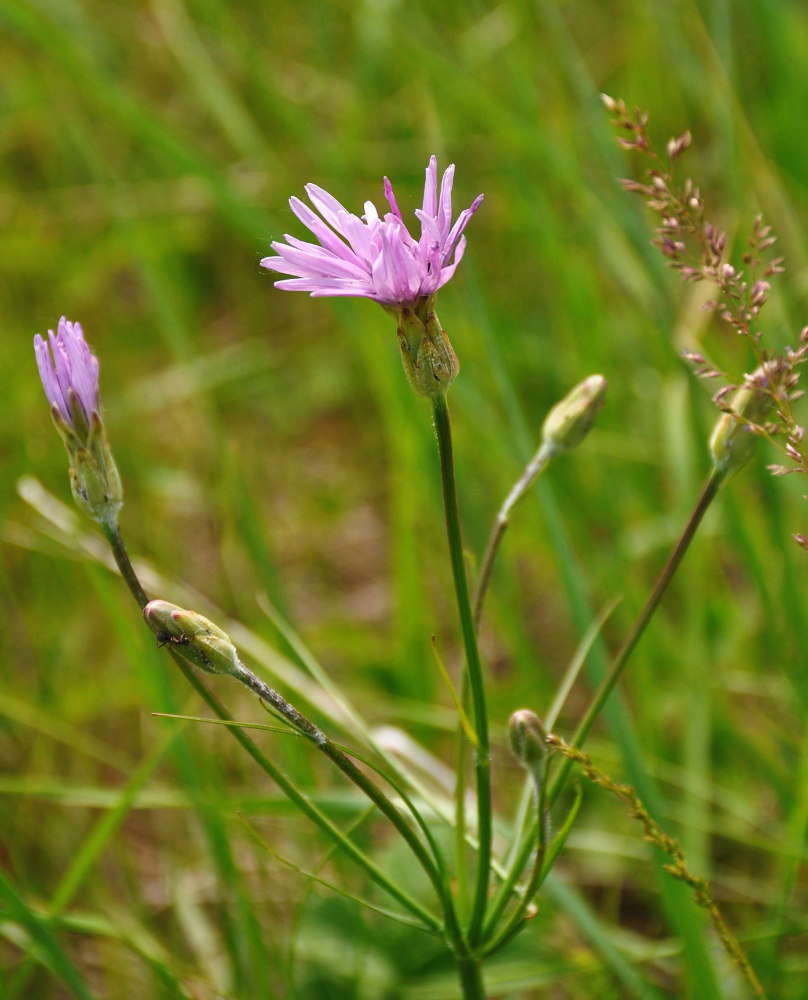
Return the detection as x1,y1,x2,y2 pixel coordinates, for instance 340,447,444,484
3,0,808,996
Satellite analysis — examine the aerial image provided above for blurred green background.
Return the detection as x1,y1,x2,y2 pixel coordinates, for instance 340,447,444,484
3,0,808,996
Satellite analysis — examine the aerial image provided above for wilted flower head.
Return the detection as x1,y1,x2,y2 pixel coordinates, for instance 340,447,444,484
262,155,483,309
34,317,100,434
33,317,122,526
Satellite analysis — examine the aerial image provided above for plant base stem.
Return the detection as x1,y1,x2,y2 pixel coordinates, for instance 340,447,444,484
456,953,486,1000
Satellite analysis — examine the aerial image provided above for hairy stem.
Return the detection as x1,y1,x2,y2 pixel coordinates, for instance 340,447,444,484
230,664,448,902
100,522,446,933
171,652,443,932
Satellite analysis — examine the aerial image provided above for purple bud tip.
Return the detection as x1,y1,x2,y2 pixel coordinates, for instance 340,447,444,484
34,317,100,428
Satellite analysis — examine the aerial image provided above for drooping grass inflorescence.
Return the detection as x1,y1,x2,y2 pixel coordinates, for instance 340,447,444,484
605,95,808,528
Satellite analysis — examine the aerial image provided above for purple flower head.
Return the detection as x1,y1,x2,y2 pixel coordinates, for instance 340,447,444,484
34,317,122,525
34,317,100,430
261,156,483,308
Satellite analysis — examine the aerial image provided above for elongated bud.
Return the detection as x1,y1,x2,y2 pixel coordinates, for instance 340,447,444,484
709,364,774,477
143,600,241,676
508,709,548,775
67,425,123,526
393,297,459,397
34,318,123,527
541,375,608,453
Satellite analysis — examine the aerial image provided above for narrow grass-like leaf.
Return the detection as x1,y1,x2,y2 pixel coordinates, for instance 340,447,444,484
238,812,437,934
0,874,94,1000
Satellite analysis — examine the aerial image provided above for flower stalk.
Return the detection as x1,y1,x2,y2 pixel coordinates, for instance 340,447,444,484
486,465,727,937
431,392,492,946
141,600,451,922
167,643,443,932
101,520,150,609
473,375,607,632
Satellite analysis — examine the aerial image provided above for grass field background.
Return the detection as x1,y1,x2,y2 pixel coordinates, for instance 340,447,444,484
3,0,808,996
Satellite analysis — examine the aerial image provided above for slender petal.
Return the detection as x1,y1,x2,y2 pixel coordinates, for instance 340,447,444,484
34,317,100,427
261,158,482,308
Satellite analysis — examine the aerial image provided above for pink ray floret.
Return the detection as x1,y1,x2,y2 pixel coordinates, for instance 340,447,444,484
261,156,483,308
34,317,100,427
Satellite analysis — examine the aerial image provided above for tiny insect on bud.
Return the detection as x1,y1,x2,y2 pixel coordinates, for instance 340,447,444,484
143,600,242,676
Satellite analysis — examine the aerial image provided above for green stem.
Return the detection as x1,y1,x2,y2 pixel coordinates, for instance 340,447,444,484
454,670,470,919
456,953,486,1000
472,440,555,632
432,392,491,945
100,522,444,933
457,440,553,922
171,652,442,932
481,765,549,956
488,469,724,925
101,519,150,608
231,664,446,898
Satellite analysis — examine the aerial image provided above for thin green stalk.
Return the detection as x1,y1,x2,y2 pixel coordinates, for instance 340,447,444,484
480,753,585,953
488,469,724,924
171,652,442,931
336,742,468,954
431,392,491,945
231,663,445,895
480,762,549,957
472,440,555,631
101,520,150,608
454,671,470,920
260,594,461,842
337,744,454,888
102,525,443,933
462,437,554,925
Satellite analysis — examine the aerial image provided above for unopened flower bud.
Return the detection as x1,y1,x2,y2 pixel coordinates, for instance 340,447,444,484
541,375,608,453
143,600,241,676
709,365,774,477
34,318,123,527
508,709,548,773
